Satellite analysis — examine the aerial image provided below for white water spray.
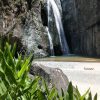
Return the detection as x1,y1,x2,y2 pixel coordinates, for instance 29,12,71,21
47,0,69,55
46,27,54,56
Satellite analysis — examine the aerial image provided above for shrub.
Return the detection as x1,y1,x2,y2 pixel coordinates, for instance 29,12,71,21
0,43,98,100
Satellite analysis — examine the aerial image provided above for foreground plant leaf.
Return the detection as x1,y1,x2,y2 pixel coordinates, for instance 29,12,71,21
67,82,73,100
94,93,97,100
0,43,98,100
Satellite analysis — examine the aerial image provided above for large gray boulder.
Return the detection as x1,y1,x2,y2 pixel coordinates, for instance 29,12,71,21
30,63,69,94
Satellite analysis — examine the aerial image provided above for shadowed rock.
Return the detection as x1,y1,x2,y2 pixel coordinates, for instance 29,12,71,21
30,63,69,94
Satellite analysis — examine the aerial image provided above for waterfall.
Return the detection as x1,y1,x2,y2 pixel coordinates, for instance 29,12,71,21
47,0,54,56
47,0,69,55
46,27,54,56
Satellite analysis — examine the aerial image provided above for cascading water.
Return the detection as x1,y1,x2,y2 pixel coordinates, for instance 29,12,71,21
47,0,54,56
46,27,54,56
47,0,69,55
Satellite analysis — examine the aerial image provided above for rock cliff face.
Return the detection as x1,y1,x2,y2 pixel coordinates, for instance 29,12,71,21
0,0,66,57
1,0,100,57
76,0,100,57
61,0,78,54
61,0,100,57
0,0,49,58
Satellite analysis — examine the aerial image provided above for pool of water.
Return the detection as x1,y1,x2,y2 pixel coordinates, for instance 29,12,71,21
35,55,100,62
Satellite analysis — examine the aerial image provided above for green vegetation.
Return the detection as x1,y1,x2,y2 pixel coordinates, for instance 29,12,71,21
0,43,98,100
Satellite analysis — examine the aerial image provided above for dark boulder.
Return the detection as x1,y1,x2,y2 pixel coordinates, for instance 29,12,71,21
30,63,69,94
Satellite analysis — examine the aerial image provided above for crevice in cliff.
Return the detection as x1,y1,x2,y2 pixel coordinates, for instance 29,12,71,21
38,45,43,49
26,0,32,10
40,2,48,26
63,23,73,53
54,45,62,56
1,0,9,6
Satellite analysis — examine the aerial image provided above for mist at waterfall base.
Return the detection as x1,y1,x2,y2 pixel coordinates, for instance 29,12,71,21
47,0,70,56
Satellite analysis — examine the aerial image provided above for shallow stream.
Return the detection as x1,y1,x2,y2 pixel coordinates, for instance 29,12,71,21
35,55,100,62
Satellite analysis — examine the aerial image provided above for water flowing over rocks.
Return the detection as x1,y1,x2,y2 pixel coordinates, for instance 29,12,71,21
48,0,69,55
0,0,69,57
30,63,69,94
47,0,69,55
